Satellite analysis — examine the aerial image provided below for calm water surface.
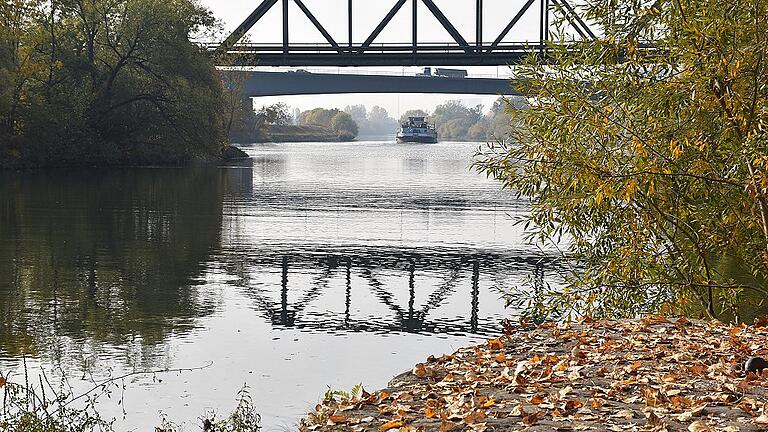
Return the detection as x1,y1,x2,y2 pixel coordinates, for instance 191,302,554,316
0,142,556,430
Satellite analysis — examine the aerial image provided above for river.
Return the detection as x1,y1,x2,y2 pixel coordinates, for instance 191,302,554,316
0,141,558,431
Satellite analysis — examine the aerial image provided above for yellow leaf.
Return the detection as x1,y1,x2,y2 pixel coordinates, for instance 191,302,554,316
487,339,504,350
379,420,404,431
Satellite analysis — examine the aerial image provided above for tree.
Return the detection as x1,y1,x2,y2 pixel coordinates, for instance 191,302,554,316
476,0,768,321
1,0,226,167
300,107,340,127
257,103,291,126
399,109,429,125
344,104,367,124
330,111,358,139
368,106,389,123
431,101,484,141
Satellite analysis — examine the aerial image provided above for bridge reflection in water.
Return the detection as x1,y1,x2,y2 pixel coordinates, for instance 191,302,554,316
222,249,551,335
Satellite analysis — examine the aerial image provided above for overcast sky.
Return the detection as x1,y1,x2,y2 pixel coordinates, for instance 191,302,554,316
198,0,545,118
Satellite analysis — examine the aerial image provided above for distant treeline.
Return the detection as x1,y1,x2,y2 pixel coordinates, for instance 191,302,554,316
231,103,360,142
0,0,229,168
401,97,525,142
228,98,523,144
343,105,398,136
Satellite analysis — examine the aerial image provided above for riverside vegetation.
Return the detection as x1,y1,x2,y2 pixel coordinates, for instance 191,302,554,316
0,366,262,432
475,0,768,323
230,103,361,143
0,0,230,167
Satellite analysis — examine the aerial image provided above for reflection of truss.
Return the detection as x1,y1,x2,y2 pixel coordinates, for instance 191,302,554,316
225,248,555,335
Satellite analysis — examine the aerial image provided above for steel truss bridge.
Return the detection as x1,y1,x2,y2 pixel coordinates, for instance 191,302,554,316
210,0,595,66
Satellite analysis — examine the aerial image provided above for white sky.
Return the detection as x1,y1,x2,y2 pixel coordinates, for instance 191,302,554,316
199,0,551,116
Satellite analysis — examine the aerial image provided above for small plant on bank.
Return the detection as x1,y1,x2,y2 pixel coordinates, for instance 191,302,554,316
323,383,363,404
0,371,261,432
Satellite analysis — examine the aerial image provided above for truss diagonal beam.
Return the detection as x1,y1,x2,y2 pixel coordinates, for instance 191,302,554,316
420,0,471,52
359,0,408,52
555,0,596,39
551,0,587,39
294,0,340,49
490,0,536,51
219,0,278,51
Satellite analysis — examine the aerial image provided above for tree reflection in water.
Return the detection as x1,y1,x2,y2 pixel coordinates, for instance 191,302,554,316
0,169,227,367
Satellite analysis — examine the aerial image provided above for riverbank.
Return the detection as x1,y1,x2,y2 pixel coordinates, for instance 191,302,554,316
259,124,354,142
300,318,768,431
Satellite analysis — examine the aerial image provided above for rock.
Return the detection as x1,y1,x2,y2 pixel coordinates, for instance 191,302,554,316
222,145,249,161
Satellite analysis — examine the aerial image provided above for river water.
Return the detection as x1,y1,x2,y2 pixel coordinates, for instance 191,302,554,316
0,141,557,430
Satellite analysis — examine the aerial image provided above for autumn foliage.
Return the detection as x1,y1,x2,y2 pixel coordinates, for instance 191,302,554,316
475,0,768,321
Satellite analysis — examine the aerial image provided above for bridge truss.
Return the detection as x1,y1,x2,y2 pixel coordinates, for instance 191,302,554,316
211,0,595,66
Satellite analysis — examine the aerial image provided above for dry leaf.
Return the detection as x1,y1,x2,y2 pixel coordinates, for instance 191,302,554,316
688,420,712,432
439,421,456,431
487,339,504,350
379,420,404,431
521,411,541,426
329,415,347,424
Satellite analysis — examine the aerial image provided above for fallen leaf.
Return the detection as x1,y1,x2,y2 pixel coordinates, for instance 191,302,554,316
688,420,712,432
329,415,347,424
565,399,583,411
439,421,456,431
379,420,404,431
647,410,663,427
487,339,504,350
522,411,542,426
463,411,487,424
413,364,427,378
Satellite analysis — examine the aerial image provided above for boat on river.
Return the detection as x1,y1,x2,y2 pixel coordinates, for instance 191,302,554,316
396,116,438,144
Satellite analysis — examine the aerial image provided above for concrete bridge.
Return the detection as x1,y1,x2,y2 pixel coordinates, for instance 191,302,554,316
239,70,517,97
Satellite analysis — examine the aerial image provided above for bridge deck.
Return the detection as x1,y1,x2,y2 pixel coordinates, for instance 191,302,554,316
211,43,544,67
239,70,518,97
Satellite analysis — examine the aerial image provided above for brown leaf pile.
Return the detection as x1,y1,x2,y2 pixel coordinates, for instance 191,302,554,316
300,317,768,431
